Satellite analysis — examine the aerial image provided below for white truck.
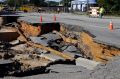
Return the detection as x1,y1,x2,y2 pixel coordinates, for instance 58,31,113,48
89,7,99,18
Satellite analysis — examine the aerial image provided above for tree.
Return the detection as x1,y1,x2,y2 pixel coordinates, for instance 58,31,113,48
29,0,47,6
110,0,120,12
97,0,120,13
7,0,28,7
46,1,59,6
60,0,73,12
7,0,16,7
60,0,73,7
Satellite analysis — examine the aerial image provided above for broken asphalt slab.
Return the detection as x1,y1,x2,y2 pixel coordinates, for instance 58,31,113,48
62,45,83,58
30,33,62,47
76,57,101,70
0,59,13,65
40,53,65,62
30,37,49,46
3,56,120,79
47,64,91,73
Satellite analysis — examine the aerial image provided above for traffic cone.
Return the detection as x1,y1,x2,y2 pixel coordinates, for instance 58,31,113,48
37,26,41,31
40,16,42,22
109,21,113,30
54,15,56,21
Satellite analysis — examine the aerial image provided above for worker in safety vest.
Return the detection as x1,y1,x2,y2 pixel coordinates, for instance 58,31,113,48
99,7,105,18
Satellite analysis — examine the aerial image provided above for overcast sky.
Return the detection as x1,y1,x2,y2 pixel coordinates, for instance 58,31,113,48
0,0,61,2
0,0,5,2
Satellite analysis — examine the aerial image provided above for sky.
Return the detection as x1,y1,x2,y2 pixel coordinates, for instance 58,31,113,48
0,0,61,2
46,0,61,2
0,0,5,2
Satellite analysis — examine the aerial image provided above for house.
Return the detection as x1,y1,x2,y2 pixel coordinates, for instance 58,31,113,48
71,0,97,12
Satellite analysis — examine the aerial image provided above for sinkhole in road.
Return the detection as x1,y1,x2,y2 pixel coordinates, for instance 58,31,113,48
60,23,120,63
1,21,120,77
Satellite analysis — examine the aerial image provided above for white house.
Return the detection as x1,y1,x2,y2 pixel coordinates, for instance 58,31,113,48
71,0,97,12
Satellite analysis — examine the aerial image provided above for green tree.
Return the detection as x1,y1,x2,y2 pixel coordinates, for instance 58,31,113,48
97,0,120,13
7,0,16,7
46,1,59,6
7,0,28,7
29,0,47,6
60,0,73,12
60,0,73,7
110,0,120,11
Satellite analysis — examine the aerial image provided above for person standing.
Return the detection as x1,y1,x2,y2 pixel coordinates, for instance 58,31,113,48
57,8,60,14
99,7,105,18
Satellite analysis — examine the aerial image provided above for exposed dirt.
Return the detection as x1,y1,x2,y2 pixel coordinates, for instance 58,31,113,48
0,17,3,26
0,27,19,42
80,32,120,62
60,25,120,62
20,21,41,37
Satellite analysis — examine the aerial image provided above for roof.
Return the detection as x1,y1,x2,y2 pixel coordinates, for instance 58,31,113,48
72,0,96,4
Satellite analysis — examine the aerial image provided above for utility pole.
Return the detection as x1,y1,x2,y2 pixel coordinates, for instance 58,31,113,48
64,0,67,12
14,0,17,11
21,0,23,6
64,0,65,12
87,0,89,12
59,0,60,6
48,0,50,12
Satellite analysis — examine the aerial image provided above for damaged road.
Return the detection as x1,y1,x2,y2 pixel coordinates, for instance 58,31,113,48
0,14,120,79
0,22,81,77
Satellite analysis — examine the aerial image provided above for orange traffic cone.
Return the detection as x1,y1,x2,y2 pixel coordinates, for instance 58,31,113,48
109,21,113,30
54,15,56,21
40,16,42,22
37,26,41,31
